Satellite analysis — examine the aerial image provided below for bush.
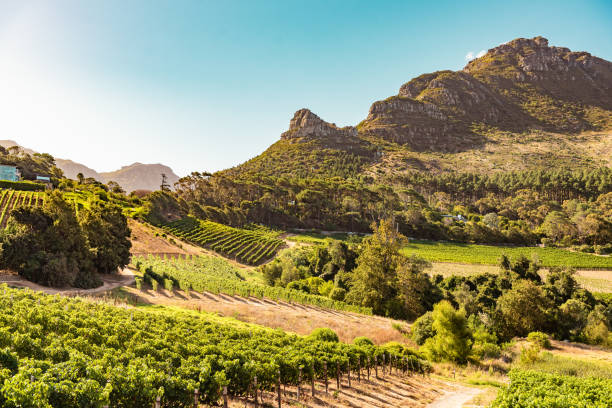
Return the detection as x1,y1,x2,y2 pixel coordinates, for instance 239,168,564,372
527,331,551,349
329,287,347,301
411,311,434,345
308,328,339,343
151,279,159,292
135,277,142,291
353,337,374,347
474,342,501,359
519,344,541,365
0,180,45,191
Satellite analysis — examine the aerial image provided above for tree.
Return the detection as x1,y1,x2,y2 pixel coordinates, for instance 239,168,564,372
411,311,434,345
79,201,132,274
0,192,99,288
160,173,171,192
422,301,473,363
345,219,405,317
396,255,440,320
496,280,553,339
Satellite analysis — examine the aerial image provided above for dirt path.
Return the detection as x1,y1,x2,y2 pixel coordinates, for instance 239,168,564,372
0,268,135,296
427,383,483,408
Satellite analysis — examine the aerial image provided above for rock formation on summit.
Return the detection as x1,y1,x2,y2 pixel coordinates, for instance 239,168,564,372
281,109,358,142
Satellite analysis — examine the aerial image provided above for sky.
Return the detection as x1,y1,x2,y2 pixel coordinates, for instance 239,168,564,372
0,0,611,176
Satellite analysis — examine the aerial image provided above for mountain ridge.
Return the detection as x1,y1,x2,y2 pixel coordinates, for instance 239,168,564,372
224,36,612,179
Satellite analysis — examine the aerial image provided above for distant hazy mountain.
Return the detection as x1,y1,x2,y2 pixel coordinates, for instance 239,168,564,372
0,140,179,192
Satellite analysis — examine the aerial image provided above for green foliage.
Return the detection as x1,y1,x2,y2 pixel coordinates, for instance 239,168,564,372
136,255,372,314
307,328,339,343
422,301,473,363
527,332,551,349
352,337,374,347
411,312,434,346
401,240,612,269
329,287,346,301
517,352,612,379
0,180,46,191
491,370,612,408
496,280,553,339
0,190,131,288
0,192,99,288
346,219,438,319
0,285,427,407
160,217,283,265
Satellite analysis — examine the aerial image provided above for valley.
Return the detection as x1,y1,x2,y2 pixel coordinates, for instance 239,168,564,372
0,34,610,408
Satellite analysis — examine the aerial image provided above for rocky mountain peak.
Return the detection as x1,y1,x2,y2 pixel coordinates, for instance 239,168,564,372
281,108,357,140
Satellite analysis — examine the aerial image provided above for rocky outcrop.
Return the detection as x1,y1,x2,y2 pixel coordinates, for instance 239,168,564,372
359,36,612,149
281,109,357,142
273,37,611,154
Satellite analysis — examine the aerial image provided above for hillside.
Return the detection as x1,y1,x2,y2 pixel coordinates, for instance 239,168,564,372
0,140,180,192
227,37,612,178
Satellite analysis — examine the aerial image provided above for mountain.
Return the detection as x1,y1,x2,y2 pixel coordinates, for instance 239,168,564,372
0,140,179,192
226,37,612,179
98,163,179,193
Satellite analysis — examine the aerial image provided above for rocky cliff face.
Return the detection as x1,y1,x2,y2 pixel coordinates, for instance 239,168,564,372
281,109,358,143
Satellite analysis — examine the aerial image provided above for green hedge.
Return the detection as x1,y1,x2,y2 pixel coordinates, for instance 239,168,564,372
0,180,46,191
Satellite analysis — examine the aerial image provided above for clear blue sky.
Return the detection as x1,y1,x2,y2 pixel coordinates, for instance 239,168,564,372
0,0,610,176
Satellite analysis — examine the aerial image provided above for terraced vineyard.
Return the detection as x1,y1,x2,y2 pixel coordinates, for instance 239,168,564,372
0,188,45,228
161,217,284,265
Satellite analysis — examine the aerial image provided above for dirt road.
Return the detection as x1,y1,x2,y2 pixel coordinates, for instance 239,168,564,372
0,268,135,296
427,384,483,408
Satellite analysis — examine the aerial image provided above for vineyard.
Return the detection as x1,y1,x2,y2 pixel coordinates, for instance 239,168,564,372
401,240,612,269
0,188,45,228
491,370,612,407
134,255,373,314
0,285,427,407
160,217,284,265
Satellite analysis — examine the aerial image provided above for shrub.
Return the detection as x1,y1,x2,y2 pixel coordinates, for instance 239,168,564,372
308,328,339,343
329,287,347,301
135,277,142,291
151,279,159,292
411,311,434,345
353,337,374,347
527,331,551,349
519,344,541,365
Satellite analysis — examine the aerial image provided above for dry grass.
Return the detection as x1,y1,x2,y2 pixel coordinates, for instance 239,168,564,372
120,285,410,345
129,219,204,256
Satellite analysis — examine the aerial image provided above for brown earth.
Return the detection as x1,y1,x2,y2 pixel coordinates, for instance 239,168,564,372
120,285,410,345
0,268,135,296
224,370,457,408
129,219,205,256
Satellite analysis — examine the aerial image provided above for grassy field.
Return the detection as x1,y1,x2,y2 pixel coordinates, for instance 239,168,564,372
401,240,612,269
428,263,612,294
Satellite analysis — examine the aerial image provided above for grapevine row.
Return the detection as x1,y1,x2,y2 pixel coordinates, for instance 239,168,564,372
0,285,428,407
0,189,46,228
134,255,374,315
160,217,284,265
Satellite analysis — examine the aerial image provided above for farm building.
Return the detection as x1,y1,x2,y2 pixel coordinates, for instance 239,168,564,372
0,165,20,182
